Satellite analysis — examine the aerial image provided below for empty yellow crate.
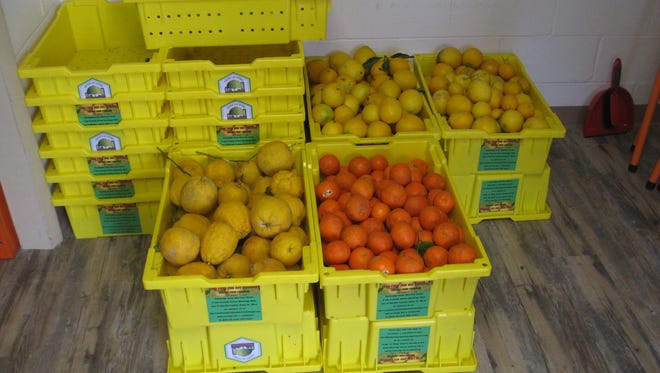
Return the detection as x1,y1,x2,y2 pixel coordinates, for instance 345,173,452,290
25,84,166,125
124,0,330,49
322,306,477,373
143,142,318,329
414,53,566,175
168,89,305,120
33,112,169,151
51,187,161,239
17,1,165,98
163,41,305,93
304,140,491,320
39,137,168,176
305,58,441,144
451,164,552,223
169,117,305,146
166,291,322,373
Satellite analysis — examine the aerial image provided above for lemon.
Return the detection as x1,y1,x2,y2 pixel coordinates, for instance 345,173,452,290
270,231,303,266
446,94,473,115
338,58,365,81
517,102,536,119
321,120,344,135
180,175,218,215
431,62,454,77
448,111,474,129
276,193,306,226
333,104,355,123
329,51,351,70
370,58,386,77
399,89,424,115
392,69,418,91
437,46,462,68
270,169,304,198
241,235,271,263
462,47,484,68
491,108,504,120
472,116,501,134
361,103,380,123
367,120,393,137
500,94,518,110
335,75,356,93
159,226,201,266
322,82,345,108
250,258,287,275
204,158,236,188
174,213,211,240
212,200,252,239
503,80,523,95
378,79,402,98
499,109,524,133
432,89,450,115
480,58,499,75
448,81,465,95
350,81,372,103
250,195,293,238
311,103,334,125
318,67,339,84
176,261,218,279
467,80,492,102
353,45,377,64
378,96,403,124
217,253,252,278
201,221,241,264
427,74,449,93
343,116,369,137
256,140,294,176
306,58,329,84
516,93,533,104
172,158,204,180
370,74,391,90
169,174,190,207
523,116,550,129
395,113,426,132
498,61,517,80
343,94,361,113
489,88,502,109
389,57,411,74
471,101,492,118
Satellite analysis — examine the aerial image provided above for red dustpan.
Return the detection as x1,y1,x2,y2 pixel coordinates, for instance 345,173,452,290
584,58,635,137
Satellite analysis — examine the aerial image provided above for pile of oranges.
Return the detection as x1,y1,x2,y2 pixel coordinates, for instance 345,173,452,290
314,153,477,275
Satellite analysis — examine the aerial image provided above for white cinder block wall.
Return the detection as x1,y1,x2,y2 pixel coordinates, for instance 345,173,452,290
0,0,658,249
303,0,660,106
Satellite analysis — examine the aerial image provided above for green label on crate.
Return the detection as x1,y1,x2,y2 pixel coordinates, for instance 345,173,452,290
78,78,112,99
479,179,519,213
221,100,253,120
217,124,259,145
478,139,520,171
218,73,251,93
206,286,262,322
98,203,142,235
378,327,430,364
93,180,135,199
88,155,131,175
376,281,431,319
76,103,121,125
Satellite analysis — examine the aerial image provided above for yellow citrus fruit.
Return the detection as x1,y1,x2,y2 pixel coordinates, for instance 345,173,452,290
351,81,372,103
269,231,303,266
172,158,204,180
311,103,334,125
236,159,261,187
448,111,474,129
250,195,293,238
427,74,449,93
472,116,501,134
471,101,492,118
517,102,536,118
447,81,465,95
217,253,252,278
335,74,356,93
212,200,252,239
378,79,402,98
471,69,491,83
256,141,294,176
251,176,272,196
467,80,492,102
270,169,304,198
523,116,550,129
378,97,404,124
498,61,517,80
201,221,241,264
169,174,190,207
361,103,380,123
204,158,236,187
432,89,450,115
395,113,426,132
437,46,462,68
446,94,473,115
500,94,519,110
367,120,393,137
159,226,200,266
241,235,271,263
516,93,533,104
176,261,218,279
503,80,523,95
333,104,355,123
343,94,361,113
455,65,475,76
491,108,503,120
399,89,424,115
276,193,306,226
250,258,287,275
318,67,339,84
321,82,346,108
365,91,385,106
389,57,412,74
307,58,330,84
343,116,369,137
288,225,309,245
392,69,418,91
217,182,249,204
180,175,218,215
370,74,391,90
321,120,344,135
353,45,377,64
370,58,387,77
489,88,502,109
174,213,211,240
431,62,454,77
499,109,524,133
512,76,532,93
462,47,484,68
480,58,499,75
338,58,365,81
329,51,351,70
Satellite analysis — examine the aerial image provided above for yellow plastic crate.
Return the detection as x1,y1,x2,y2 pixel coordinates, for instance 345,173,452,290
17,1,165,98
168,89,305,120
414,53,566,175
51,187,161,239
163,41,305,93
25,84,166,125
451,164,552,223
169,117,305,146
166,290,322,373
143,142,318,329
39,137,168,176
305,58,441,144
124,0,330,49
322,306,477,373
304,140,491,320
33,111,169,151
44,160,165,199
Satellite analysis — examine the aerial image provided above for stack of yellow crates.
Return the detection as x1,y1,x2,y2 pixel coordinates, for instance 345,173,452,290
414,53,567,223
17,1,170,238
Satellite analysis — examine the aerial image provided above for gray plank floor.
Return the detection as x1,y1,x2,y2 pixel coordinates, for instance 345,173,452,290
0,107,658,373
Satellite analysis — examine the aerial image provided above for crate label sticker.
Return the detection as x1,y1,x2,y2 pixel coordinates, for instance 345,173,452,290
89,132,122,152
376,281,432,319
478,139,520,171
479,179,519,213
206,286,262,322
88,155,131,175
78,78,112,99
218,73,251,93
217,124,259,145
93,180,135,199
98,203,142,235
221,100,253,120
378,326,430,365
76,103,122,125
225,337,262,363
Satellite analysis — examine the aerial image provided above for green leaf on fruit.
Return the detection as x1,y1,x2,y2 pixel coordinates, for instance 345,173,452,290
391,52,413,59
415,240,435,255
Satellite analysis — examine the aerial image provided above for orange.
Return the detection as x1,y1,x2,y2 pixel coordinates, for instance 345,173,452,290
386,208,412,230
431,190,456,214
348,155,372,177
419,205,449,231
432,221,461,248
390,222,417,249
423,245,449,268
349,247,375,269
319,213,345,242
319,153,341,176
389,163,412,186
396,251,425,274
360,217,386,235
318,199,341,219
367,230,394,254
403,195,428,217
409,158,429,175
370,201,391,222
351,176,375,199
323,240,351,265
370,154,389,171
341,224,368,249
422,172,446,190
405,181,427,197
368,255,396,275
448,243,477,264
334,169,357,192
315,179,340,201
380,183,407,208
344,194,371,222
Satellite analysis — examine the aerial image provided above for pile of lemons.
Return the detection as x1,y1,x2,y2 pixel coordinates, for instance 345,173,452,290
426,46,550,133
157,141,309,279
307,45,428,138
